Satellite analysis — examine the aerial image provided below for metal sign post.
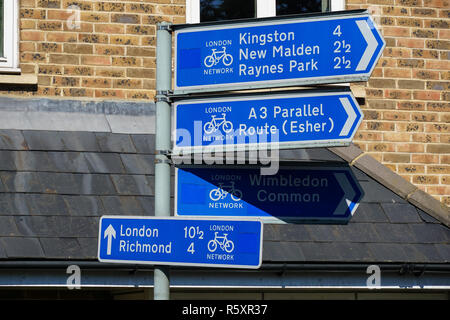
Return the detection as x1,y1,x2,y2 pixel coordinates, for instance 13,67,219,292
154,21,172,300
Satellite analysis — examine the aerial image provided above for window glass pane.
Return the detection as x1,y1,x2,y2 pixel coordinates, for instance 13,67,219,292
0,0,3,57
276,0,330,16
200,0,256,22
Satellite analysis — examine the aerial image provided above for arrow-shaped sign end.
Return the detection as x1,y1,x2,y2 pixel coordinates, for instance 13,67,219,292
333,173,357,216
339,97,357,137
355,19,379,72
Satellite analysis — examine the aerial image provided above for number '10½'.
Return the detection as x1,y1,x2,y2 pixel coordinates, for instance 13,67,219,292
184,226,204,239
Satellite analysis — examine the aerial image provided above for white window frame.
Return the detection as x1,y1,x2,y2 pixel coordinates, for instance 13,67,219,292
0,0,20,73
186,0,345,24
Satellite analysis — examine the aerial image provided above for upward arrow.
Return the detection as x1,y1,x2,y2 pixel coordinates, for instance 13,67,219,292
104,224,116,256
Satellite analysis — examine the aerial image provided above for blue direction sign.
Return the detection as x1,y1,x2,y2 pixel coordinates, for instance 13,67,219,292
173,90,363,153
175,166,363,223
98,216,263,269
174,11,385,93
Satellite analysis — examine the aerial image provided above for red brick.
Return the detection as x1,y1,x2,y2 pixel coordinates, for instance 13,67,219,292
413,90,441,100
81,55,111,66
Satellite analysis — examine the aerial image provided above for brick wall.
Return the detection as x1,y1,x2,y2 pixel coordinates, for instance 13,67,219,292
0,0,448,205
6,0,185,100
347,0,449,205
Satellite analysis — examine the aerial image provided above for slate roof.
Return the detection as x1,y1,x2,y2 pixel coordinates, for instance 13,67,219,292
0,129,449,264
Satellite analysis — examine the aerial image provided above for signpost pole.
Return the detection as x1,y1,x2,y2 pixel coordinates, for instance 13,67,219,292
154,21,172,300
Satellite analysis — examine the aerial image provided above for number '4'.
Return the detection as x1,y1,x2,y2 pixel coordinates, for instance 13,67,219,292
187,242,195,254
333,25,342,37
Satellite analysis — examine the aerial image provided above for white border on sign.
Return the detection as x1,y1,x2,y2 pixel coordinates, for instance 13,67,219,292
97,215,264,269
173,165,363,224
173,12,385,94
171,90,363,154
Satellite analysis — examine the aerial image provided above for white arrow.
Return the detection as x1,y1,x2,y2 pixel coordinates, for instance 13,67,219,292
355,19,377,71
339,97,357,137
333,173,357,216
104,224,116,256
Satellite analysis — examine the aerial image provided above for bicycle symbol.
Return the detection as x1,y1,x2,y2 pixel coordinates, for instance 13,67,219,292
204,113,233,134
204,47,233,68
209,182,242,202
207,232,235,253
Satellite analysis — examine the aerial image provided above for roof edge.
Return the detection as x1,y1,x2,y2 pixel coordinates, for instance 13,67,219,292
328,144,449,228
1,260,449,271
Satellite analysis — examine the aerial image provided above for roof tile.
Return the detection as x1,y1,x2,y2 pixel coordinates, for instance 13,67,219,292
37,172,81,195
1,172,43,193
130,134,155,154
23,193,68,215
63,195,105,216
57,131,99,152
350,203,389,223
434,244,450,263
79,174,116,195
408,224,449,243
372,223,417,244
100,196,145,215
1,237,45,258
381,203,422,223
13,151,57,172
359,179,407,204
0,151,16,170
40,237,82,259
95,132,136,153
14,216,54,237
22,130,66,151
366,243,408,263
84,152,125,174
263,241,305,262
0,216,19,237
110,174,154,196
51,216,98,238
120,154,155,175
47,151,90,173
0,130,28,150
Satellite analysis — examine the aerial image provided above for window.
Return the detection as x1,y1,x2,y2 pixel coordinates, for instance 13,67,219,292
276,0,329,16
0,0,20,73
184,0,352,91
200,0,256,22
186,0,345,23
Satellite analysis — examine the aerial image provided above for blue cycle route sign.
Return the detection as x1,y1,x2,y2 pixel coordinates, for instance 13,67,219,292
173,90,363,153
175,165,364,224
174,10,385,93
98,216,263,269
